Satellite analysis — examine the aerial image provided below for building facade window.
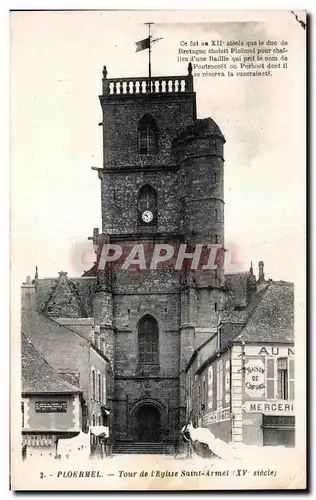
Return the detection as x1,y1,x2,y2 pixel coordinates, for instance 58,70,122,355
266,357,295,400
103,374,106,404
98,373,101,402
138,314,159,365
92,369,96,400
277,358,288,400
138,114,158,155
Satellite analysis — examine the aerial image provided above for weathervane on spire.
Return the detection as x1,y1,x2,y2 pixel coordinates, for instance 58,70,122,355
135,22,163,90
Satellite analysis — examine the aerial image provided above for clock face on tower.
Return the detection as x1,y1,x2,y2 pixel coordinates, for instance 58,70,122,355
141,210,154,223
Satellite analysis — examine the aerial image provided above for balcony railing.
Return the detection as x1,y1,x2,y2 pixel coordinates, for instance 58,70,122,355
102,67,194,96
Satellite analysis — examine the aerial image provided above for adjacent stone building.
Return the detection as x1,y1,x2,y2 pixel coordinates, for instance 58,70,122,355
21,274,111,453
21,333,82,459
185,264,295,447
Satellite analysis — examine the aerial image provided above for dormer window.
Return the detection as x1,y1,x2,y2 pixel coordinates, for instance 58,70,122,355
138,114,158,155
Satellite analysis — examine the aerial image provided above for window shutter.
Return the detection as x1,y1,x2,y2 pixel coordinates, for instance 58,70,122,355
225,359,230,404
288,357,295,401
103,374,106,403
217,360,223,407
266,357,276,399
91,368,95,400
208,366,213,410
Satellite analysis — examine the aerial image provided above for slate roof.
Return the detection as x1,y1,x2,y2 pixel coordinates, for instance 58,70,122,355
236,281,294,343
21,333,82,394
220,281,270,325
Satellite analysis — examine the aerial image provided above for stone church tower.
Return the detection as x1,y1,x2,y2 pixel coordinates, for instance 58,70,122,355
24,64,226,451
89,65,226,448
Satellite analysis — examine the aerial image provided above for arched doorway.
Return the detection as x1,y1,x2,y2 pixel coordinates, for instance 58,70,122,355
134,404,161,442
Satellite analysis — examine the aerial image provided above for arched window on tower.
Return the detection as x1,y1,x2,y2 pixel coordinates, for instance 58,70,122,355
138,114,158,155
138,315,159,365
137,184,157,226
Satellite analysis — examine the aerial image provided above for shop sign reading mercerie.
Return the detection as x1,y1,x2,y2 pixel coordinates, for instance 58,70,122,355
244,359,265,398
243,401,294,415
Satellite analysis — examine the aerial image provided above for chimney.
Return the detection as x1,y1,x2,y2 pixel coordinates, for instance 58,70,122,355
258,261,265,283
246,261,257,303
21,275,36,312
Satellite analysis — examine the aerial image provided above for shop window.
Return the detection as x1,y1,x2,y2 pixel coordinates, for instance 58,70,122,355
262,415,295,447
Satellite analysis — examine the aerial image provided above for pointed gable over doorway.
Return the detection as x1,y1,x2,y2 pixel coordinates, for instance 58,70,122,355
41,271,88,318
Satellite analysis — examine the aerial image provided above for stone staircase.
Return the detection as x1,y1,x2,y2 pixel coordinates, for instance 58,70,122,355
112,441,175,455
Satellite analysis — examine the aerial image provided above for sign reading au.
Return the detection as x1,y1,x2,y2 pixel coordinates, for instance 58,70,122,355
244,359,265,398
35,401,67,413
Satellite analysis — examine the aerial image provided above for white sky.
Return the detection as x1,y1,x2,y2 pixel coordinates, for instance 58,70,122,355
10,10,306,285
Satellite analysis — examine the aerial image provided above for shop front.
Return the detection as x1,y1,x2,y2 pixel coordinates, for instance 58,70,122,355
22,394,82,459
241,344,295,447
